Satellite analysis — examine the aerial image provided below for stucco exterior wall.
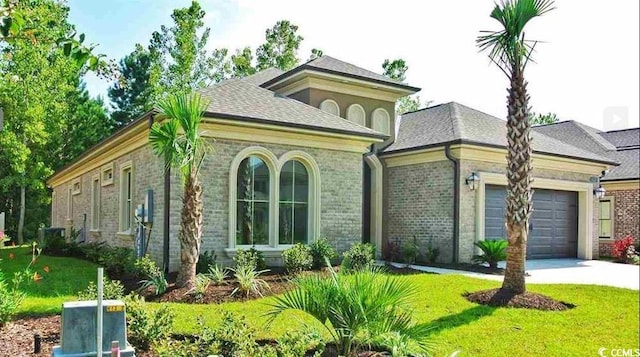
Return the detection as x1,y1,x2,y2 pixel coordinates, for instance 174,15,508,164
598,188,640,256
384,160,455,263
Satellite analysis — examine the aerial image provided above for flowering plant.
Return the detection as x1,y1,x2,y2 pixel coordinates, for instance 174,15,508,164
611,236,638,263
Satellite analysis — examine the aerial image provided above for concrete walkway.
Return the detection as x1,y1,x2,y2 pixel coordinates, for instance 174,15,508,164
390,259,639,290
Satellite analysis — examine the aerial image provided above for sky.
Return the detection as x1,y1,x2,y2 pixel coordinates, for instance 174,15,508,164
68,0,640,131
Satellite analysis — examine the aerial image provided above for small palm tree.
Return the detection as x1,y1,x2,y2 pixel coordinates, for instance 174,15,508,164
149,93,209,288
477,0,555,294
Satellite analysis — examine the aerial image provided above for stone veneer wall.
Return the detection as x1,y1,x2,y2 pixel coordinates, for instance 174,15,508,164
458,160,600,262
51,145,166,265
598,188,640,256
384,160,455,263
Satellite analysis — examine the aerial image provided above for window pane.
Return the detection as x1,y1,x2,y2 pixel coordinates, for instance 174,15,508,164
280,161,294,201
252,202,269,245
279,203,293,245
237,158,252,200
294,204,308,244
600,220,611,238
252,157,270,201
236,201,252,245
294,161,308,203
600,201,611,219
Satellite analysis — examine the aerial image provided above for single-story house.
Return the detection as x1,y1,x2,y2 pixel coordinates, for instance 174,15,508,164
48,55,627,270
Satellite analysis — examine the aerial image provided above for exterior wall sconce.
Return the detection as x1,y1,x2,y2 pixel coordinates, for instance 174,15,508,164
594,185,606,199
466,172,480,190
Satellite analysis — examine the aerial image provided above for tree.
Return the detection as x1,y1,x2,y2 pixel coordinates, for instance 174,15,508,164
477,0,555,293
529,112,559,126
149,93,209,288
381,58,429,115
230,47,256,78
308,48,323,61
108,44,154,128
148,1,220,96
256,20,303,71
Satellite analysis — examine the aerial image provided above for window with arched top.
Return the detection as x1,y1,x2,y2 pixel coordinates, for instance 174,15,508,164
372,108,391,135
279,160,309,244
346,104,366,126
319,99,340,116
236,156,271,245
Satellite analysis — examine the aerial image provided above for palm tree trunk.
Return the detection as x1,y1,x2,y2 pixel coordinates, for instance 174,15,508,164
502,65,533,294
176,173,203,288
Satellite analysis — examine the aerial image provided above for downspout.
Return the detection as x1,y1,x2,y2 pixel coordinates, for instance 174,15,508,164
149,113,171,275
445,144,459,263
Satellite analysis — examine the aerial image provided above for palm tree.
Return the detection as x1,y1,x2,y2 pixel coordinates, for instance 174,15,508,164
149,93,209,288
477,0,555,294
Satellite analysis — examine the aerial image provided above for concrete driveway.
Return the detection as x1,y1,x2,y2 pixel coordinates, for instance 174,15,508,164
399,259,639,290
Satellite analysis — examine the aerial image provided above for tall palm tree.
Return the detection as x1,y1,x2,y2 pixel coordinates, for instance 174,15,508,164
477,0,555,294
149,93,209,288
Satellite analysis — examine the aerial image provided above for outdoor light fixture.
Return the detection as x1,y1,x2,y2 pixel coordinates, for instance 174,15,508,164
594,185,606,199
466,172,480,190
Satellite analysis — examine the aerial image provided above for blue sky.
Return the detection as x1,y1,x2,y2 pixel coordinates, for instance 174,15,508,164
68,0,639,130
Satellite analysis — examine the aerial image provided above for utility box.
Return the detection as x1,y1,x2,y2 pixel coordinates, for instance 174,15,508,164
51,300,135,357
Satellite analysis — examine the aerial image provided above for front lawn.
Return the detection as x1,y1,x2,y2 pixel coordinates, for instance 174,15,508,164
2,246,638,356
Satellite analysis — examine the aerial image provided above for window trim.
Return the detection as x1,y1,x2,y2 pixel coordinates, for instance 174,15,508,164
599,196,615,240
372,108,391,135
346,104,366,126
227,147,321,251
66,185,73,221
51,191,57,227
319,99,341,117
101,163,114,186
90,174,101,231
118,161,134,234
71,178,82,195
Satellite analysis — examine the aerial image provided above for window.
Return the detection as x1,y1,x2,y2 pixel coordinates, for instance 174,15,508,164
599,199,613,239
347,104,366,126
119,163,134,232
279,161,309,244
236,156,270,245
319,99,340,117
91,176,100,230
372,108,391,135
101,163,114,186
71,178,82,195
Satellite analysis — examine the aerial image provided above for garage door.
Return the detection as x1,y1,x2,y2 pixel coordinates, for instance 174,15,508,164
485,185,578,259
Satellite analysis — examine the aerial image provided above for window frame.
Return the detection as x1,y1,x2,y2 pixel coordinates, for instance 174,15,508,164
372,108,391,135
319,99,341,117
101,162,114,186
278,160,310,245
599,196,614,240
118,161,134,234
90,174,101,231
346,104,366,126
66,185,73,221
236,155,272,246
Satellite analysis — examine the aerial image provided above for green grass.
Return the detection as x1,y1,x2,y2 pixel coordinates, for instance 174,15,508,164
3,246,638,356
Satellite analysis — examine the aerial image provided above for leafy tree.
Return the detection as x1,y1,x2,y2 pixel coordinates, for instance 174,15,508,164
256,20,303,71
149,93,209,288
230,47,256,78
381,58,429,115
477,0,555,294
108,44,154,128
529,112,559,126
308,48,323,61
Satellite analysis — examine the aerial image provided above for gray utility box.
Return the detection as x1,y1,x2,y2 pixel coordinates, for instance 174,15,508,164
51,300,135,357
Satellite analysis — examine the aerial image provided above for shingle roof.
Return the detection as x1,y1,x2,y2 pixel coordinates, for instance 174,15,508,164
261,55,421,92
534,121,617,153
603,149,639,181
241,68,284,86
197,78,384,138
383,102,616,164
599,128,640,149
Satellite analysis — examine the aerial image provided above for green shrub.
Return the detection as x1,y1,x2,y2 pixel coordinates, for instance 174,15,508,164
267,265,433,356
309,238,337,269
233,247,266,271
138,271,168,296
230,265,270,297
473,239,508,269
0,270,26,327
282,243,313,274
187,274,211,301
134,255,160,279
400,238,420,265
39,230,82,257
206,264,228,285
424,239,440,264
77,277,125,300
125,293,174,351
196,250,216,274
342,242,375,272
96,246,137,278
277,330,324,357
78,241,107,262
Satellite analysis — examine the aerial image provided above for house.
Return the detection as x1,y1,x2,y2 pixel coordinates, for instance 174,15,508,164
47,55,624,270
535,122,640,256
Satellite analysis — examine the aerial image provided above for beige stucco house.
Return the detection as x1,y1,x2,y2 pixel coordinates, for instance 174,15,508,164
48,56,625,270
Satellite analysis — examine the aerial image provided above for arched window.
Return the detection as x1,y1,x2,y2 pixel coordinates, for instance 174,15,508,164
347,104,366,126
319,99,340,117
236,156,271,245
279,160,309,244
372,108,391,135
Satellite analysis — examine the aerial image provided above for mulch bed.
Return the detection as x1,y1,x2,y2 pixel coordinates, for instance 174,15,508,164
464,288,575,311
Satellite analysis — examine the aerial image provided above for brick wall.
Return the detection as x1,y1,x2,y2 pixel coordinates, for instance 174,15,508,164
598,188,640,256
384,160,455,263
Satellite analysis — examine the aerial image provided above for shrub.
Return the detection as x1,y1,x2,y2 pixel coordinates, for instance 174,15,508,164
77,277,125,300
39,230,82,257
187,274,211,301
125,293,174,351
206,265,228,285
233,247,266,271
78,241,107,262
97,246,137,278
134,255,160,279
196,250,216,274
282,243,313,274
0,270,26,327
277,330,324,357
342,242,375,272
138,271,168,296
383,238,401,263
473,239,507,269
424,239,440,264
612,236,637,263
400,237,420,265
230,266,270,297
267,265,433,356
309,238,337,269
